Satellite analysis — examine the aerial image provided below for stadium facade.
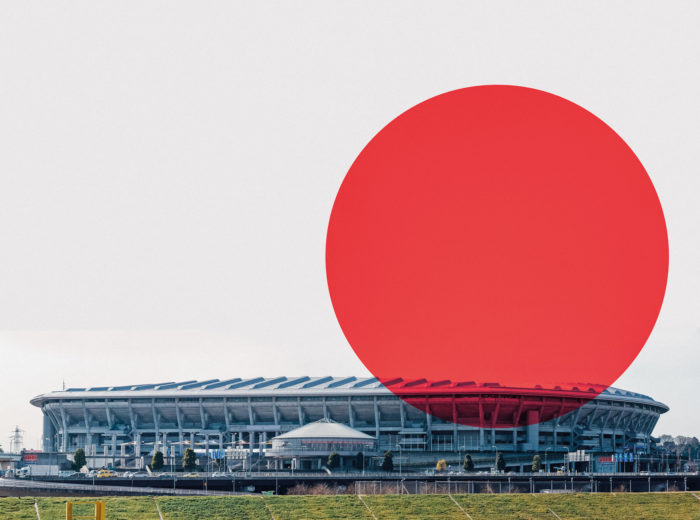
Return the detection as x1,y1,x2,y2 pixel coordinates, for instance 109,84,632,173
30,377,668,471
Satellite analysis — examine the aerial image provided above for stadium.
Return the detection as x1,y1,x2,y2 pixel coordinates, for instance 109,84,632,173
30,376,668,472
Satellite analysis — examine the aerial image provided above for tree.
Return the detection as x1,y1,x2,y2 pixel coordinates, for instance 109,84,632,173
532,454,542,472
72,448,87,471
182,448,197,472
436,459,447,472
381,450,394,472
354,451,365,470
327,451,340,469
495,452,506,472
463,453,474,472
151,450,164,472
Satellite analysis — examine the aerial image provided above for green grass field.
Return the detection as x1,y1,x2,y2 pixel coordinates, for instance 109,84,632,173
0,493,698,520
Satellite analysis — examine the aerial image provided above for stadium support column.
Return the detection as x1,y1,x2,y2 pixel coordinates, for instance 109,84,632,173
111,434,117,467
425,399,432,451
60,405,69,452
348,398,355,428
525,410,540,451
373,397,380,441
152,400,160,442
569,408,582,450
176,401,184,456
42,412,56,451
135,433,142,468
478,402,485,449
83,408,91,453
452,397,458,452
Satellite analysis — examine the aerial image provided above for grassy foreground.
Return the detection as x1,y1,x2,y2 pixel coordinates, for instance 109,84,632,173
0,493,698,520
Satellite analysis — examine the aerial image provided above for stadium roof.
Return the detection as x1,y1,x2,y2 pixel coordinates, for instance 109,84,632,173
274,419,375,440
31,376,668,411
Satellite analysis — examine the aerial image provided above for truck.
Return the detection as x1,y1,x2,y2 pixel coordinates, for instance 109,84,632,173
17,465,60,478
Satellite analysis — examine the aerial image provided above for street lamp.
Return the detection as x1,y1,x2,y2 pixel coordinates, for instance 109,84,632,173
545,447,553,474
395,443,403,476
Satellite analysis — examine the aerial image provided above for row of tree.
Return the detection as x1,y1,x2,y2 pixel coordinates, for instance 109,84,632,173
433,453,507,473
71,448,198,472
657,435,700,459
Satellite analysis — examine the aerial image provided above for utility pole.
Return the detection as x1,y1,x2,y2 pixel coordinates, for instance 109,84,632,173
9,426,24,453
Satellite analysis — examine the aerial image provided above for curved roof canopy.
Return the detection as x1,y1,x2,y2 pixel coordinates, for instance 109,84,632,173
29,376,668,413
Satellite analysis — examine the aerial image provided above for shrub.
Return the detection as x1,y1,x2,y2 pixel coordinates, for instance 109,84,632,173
182,448,197,471
72,448,87,471
463,453,474,472
381,450,394,472
151,450,164,472
327,451,340,469
532,454,542,472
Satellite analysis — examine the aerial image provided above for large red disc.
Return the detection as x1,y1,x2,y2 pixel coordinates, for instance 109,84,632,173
326,85,668,425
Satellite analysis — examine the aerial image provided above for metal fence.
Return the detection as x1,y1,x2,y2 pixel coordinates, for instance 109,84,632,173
355,476,695,495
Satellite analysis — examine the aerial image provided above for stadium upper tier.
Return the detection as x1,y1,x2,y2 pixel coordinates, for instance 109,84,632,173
31,377,668,466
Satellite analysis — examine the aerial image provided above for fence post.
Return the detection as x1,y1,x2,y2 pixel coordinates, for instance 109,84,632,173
66,502,72,520
97,501,106,520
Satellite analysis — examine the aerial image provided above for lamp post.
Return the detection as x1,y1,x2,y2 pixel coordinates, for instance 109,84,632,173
396,442,403,476
545,447,552,474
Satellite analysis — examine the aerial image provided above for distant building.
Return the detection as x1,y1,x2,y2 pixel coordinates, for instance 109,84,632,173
31,376,668,471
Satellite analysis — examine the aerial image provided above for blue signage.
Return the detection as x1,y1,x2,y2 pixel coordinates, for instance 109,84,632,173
211,449,226,460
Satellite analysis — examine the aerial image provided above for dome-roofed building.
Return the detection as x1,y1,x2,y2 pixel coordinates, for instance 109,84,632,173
267,418,377,471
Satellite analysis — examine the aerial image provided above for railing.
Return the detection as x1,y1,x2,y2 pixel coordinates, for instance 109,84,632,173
66,501,105,520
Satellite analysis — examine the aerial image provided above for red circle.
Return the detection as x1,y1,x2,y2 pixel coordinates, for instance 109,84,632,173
326,86,668,426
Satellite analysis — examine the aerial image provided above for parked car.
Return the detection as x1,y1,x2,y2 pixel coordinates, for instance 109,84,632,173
97,469,118,478
58,471,79,478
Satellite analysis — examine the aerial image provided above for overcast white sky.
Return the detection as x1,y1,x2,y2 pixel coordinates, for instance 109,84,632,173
1,1,699,450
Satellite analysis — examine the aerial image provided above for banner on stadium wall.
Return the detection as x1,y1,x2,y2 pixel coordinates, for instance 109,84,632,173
211,449,226,460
